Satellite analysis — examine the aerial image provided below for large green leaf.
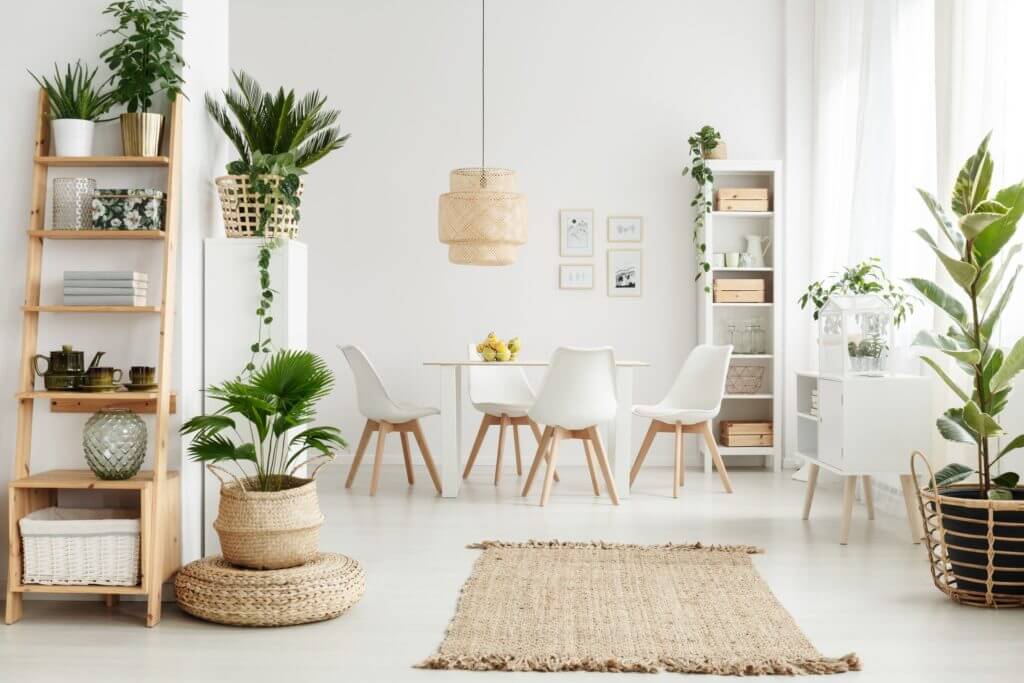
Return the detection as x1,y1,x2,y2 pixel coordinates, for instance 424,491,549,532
960,212,1003,239
941,348,982,365
963,400,1004,437
917,188,964,254
992,472,1020,489
990,337,1024,392
920,237,978,292
982,349,1004,392
933,462,975,487
994,435,1024,464
978,243,1021,312
974,182,1024,264
937,409,978,444
980,266,1021,338
971,152,995,212
905,278,968,330
952,133,991,216
989,488,1014,500
919,356,969,402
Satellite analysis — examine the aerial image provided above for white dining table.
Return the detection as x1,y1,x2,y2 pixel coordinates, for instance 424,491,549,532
423,359,649,499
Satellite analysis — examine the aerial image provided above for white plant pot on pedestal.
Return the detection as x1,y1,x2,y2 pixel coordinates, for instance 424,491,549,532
51,119,95,157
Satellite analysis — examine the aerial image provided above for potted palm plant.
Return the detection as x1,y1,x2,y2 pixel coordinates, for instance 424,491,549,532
29,61,115,156
205,70,350,239
908,133,1024,607
99,0,185,156
180,350,346,569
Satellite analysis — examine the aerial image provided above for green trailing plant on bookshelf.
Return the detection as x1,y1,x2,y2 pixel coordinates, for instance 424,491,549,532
908,133,1024,498
681,125,721,292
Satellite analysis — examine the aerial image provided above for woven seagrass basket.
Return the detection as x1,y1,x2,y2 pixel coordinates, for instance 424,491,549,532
209,466,324,570
912,451,1024,608
215,174,304,239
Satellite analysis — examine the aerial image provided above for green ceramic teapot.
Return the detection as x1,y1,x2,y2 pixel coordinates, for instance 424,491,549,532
33,345,105,391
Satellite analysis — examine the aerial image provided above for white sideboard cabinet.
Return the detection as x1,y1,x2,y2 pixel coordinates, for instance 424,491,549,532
795,371,931,544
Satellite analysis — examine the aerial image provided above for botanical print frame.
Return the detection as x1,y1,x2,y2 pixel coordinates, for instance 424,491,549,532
607,249,643,297
607,215,643,242
560,209,595,257
559,263,594,290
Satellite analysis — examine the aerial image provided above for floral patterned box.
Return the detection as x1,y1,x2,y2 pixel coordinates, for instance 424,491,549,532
91,189,165,231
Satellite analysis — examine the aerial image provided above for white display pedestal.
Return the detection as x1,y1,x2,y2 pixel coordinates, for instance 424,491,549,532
201,238,308,555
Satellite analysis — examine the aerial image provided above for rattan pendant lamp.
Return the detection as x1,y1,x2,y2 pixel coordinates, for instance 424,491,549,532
438,0,527,266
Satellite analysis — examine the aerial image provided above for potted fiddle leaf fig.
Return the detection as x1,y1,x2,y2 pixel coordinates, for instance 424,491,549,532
180,350,346,569
681,125,723,292
908,133,1024,606
29,61,115,156
99,0,186,156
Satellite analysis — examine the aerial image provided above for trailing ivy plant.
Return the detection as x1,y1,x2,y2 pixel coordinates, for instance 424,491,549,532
99,0,186,113
681,126,721,292
908,133,1024,499
798,258,916,327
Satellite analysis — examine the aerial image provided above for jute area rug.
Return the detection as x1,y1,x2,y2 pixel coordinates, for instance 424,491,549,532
418,541,860,676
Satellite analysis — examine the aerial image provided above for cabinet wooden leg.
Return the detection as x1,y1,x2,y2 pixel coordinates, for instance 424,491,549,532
105,594,120,608
862,475,875,520
840,476,856,545
900,474,924,544
801,462,819,520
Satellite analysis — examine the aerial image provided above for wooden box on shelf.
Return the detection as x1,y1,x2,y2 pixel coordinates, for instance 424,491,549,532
716,188,769,211
720,420,773,447
713,278,765,303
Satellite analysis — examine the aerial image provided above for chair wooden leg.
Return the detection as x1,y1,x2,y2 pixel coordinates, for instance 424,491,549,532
369,423,391,496
801,462,819,520
529,419,558,482
700,421,733,493
345,420,375,488
410,419,442,495
463,415,492,479
540,429,563,506
588,427,619,505
673,423,682,499
840,476,856,545
400,431,414,485
512,423,523,476
863,475,875,520
523,426,552,496
495,416,509,485
629,421,658,488
582,438,601,496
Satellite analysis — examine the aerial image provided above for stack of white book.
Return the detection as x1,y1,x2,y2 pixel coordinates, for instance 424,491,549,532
63,271,148,307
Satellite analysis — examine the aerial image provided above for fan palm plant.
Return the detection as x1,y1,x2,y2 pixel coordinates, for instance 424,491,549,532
205,70,350,170
180,350,346,492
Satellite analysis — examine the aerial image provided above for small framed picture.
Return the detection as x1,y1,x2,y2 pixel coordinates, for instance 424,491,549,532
607,249,643,297
608,216,643,242
560,209,594,257
559,263,594,290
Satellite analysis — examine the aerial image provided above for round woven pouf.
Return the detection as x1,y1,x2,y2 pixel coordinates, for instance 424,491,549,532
175,553,365,627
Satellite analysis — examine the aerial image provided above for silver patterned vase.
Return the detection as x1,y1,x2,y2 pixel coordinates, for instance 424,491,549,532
83,409,147,480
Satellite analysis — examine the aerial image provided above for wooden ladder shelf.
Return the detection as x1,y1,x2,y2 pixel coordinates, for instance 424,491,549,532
5,90,183,627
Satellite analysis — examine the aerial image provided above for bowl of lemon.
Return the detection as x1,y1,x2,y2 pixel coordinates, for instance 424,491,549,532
476,332,521,362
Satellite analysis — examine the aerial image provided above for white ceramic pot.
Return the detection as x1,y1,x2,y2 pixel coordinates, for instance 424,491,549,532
51,119,95,157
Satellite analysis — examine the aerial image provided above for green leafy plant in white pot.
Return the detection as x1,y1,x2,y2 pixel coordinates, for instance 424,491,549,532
907,133,1024,606
29,61,115,156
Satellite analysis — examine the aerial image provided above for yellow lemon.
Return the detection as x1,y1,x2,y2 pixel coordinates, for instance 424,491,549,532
496,347,512,362
481,347,497,361
508,337,521,353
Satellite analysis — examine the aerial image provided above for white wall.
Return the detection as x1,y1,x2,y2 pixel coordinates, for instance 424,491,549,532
229,0,786,467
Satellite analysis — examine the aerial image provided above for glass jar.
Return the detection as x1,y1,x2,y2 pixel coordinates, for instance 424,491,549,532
726,322,737,349
750,323,766,354
83,409,147,480
736,323,752,354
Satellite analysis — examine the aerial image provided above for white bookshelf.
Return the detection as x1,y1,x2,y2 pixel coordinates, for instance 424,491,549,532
696,159,783,471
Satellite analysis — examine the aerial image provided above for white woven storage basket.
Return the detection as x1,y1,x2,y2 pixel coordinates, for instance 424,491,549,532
19,507,140,586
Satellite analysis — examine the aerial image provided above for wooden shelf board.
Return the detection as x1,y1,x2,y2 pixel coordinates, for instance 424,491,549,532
724,393,773,400
29,229,165,240
11,583,146,595
10,468,179,490
17,390,176,414
24,305,159,313
711,211,774,218
35,155,169,167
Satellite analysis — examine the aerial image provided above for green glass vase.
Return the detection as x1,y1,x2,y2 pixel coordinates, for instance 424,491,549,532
83,409,146,480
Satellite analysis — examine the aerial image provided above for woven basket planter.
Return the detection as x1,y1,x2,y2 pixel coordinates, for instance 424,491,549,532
215,175,304,239
210,468,324,570
175,553,365,627
912,451,1024,608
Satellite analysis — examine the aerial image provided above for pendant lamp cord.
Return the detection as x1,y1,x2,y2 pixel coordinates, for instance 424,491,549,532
481,0,486,177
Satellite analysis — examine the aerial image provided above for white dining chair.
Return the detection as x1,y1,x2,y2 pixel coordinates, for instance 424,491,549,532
629,344,734,496
339,345,442,496
522,347,618,506
461,345,558,485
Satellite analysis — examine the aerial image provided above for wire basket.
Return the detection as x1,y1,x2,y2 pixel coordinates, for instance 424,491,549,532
725,365,765,394
215,175,304,239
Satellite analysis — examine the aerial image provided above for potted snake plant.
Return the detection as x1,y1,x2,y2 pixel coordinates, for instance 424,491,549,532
29,61,115,156
180,350,346,569
99,0,185,156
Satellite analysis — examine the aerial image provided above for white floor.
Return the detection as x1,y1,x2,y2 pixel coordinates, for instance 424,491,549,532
1,464,1021,682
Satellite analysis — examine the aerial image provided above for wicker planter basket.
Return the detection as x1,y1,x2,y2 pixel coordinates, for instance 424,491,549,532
912,451,1024,608
215,175,304,239
209,466,324,570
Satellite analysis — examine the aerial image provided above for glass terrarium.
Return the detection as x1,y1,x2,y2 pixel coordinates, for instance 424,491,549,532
818,294,894,376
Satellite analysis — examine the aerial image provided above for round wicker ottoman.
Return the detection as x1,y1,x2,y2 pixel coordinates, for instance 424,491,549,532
175,553,365,627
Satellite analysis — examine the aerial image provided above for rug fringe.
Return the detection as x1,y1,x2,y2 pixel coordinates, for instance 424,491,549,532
416,653,860,675
467,539,765,554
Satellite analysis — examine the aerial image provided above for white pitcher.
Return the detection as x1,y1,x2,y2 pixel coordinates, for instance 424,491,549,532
744,234,771,268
